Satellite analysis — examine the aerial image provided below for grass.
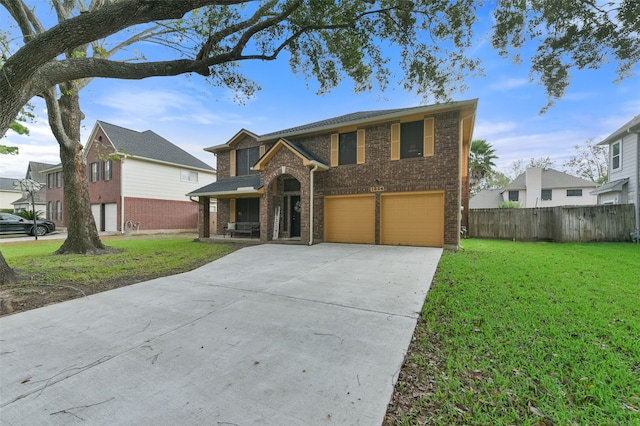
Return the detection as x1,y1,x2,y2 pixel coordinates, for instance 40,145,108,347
1,235,238,313
386,240,640,425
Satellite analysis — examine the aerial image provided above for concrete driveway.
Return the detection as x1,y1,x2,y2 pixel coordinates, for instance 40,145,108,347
0,243,441,425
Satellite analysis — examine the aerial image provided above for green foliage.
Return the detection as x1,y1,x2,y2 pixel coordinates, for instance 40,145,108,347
0,144,19,155
498,200,520,208
563,139,609,184
4,0,634,119
469,139,498,188
17,210,44,220
393,240,640,425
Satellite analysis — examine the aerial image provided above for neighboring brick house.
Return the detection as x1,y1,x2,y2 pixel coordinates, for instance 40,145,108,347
10,162,57,214
592,114,640,233
189,100,477,249
45,121,216,232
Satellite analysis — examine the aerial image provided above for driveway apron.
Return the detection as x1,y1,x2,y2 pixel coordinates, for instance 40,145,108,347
0,243,442,425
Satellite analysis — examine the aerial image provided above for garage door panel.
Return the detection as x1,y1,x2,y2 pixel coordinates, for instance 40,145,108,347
324,195,375,244
381,192,444,247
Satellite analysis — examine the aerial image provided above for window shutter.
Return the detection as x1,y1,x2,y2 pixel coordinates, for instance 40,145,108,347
230,199,236,222
330,133,339,167
423,117,434,157
390,123,400,161
230,150,236,177
259,144,266,157
357,129,366,164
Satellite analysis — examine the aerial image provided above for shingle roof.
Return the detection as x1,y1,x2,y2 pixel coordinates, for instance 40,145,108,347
260,99,478,140
26,161,58,182
0,177,21,191
11,189,46,205
187,174,262,196
590,178,629,195
281,139,328,165
506,168,598,190
97,121,214,171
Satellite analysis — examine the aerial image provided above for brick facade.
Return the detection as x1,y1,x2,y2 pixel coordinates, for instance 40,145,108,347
124,197,198,230
46,123,209,233
206,102,476,248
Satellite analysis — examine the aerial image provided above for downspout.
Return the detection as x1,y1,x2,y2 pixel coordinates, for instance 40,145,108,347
120,155,126,233
309,164,319,245
634,130,640,231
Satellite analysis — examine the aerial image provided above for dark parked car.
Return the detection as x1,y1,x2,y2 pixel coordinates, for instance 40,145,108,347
0,213,56,236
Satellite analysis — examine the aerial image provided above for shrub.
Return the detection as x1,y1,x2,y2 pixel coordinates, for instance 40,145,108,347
498,200,520,208
17,210,44,220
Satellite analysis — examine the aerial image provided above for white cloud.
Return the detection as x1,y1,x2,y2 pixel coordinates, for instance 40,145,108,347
489,77,530,91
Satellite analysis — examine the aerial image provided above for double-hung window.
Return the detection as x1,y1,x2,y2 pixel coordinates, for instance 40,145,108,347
103,160,112,181
90,162,99,182
612,141,621,170
338,132,357,165
330,130,366,167
541,189,552,200
235,147,260,176
508,191,519,201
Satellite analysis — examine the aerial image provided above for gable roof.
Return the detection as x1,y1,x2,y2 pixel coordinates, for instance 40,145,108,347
26,161,58,182
96,121,214,171
506,168,598,190
253,138,329,171
206,99,478,152
598,114,640,146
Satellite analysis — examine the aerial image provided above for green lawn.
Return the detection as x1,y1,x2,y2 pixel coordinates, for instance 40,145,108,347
1,235,237,313
386,240,640,425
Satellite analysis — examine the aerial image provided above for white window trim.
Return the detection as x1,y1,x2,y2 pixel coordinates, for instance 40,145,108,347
611,140,621,171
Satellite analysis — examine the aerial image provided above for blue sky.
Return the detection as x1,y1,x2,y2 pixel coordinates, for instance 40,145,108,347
2,7,639,179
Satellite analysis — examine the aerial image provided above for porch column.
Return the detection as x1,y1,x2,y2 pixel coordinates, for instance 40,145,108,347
199,197,210,239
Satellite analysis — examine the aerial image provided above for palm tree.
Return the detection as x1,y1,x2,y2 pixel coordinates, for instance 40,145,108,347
469,139,498,186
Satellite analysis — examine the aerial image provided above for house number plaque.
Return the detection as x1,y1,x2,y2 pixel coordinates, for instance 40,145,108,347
370,186,385,192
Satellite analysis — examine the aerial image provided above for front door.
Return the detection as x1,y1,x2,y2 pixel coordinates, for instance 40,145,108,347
290,195,301,237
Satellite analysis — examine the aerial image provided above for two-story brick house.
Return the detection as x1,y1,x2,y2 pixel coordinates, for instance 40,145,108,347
45,121,216,232
190,100,477,249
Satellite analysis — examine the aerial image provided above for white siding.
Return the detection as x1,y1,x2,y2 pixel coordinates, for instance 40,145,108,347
121,158,216,201
0,191,21,211
609,133,638,207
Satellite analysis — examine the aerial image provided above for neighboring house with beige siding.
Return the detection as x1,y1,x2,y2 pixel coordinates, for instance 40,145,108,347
45,121,216,232
592,114,640,234
503,167,598,208
0,177,21,211
189,99,477,249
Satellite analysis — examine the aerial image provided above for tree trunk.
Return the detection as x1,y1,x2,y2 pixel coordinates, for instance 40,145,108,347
0,251,17,285
53,86,106,254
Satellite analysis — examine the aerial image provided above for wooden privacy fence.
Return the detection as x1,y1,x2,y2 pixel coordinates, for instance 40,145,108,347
469,204,636,242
